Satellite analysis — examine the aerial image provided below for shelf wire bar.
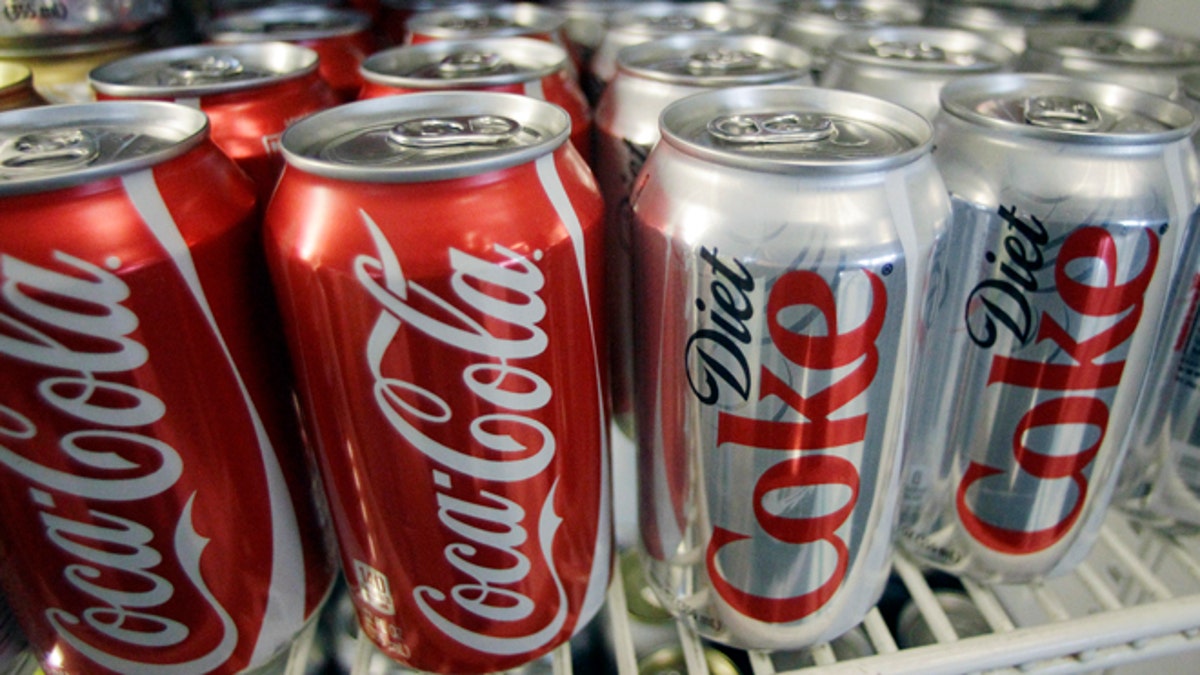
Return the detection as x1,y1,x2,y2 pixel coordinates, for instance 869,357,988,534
894,555,962,643
1100,525,1175,602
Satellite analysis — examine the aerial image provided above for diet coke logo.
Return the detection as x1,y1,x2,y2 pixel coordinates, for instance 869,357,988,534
956,207,1161,554
0,251,237,673
692,248,887,623
353,209,569,655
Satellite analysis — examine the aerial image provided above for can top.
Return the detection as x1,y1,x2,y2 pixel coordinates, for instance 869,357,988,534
659,85,931,174
1182,69,1200,102
405,2,566,40
1025,25,1200,68
0,101,208,195
280,91,569,183
608,2,768,39
830,26,1015,74
361,37,568,89
941,73,1195,145
617,34,812,85
0,62,33,93
89,42,320,98
779,0,925,33
206,6,372,42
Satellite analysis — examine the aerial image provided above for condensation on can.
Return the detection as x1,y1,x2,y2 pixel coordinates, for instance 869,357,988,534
821,25,1015,122
632,85,948,650
900,73,1199,584
1019,25,1200,100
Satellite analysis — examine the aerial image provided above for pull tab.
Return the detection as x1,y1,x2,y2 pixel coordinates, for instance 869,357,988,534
686,49,764,75
1023,96,1102,131
868,39,946,62
1,129,99,170
161,55,246,86
437,51,504,77
708,113,835,144
388,115,521,148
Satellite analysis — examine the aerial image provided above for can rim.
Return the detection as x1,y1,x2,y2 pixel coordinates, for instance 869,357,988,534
360,36,566,90
659,85,933,174
941,73,1196,145
405,2,566,39
608,1,768,37
0,101,209,195
89,42,321,98
1024,25,1200,67
280,91,570,183
206,6,373,42
828,26,1015,74
617,34,813,86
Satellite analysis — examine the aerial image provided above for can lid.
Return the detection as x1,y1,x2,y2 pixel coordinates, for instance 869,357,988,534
361,37,567,89
405,2,566,40
90,42,320,98
638,646,740,675
608,2,769,39
280,91,569,182
659,85,931,174
783,0,925,28
1182,69,1200,102
618,34,812,85
206,6,372,42
0,62,33,93
941,73,1195,144
1025,25,1200,67
831,26,1014,74
0,101,208,194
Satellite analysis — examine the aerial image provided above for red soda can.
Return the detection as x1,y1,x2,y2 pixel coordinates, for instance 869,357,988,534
88,42,340,205
206,6,379,102
631,86,949,649
263,91,612,672
897,74,1198,582
359,36,593,161
405,2,568,47
376,0,502,48
0,101,335,674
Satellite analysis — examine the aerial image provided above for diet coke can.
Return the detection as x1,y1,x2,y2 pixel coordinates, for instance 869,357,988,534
263,91,612,672
897,74,1198,583
89,42,340,205
773,0,925,75
596,32,813,443
0,101,335,674
632,85,949,649
358,36,592,161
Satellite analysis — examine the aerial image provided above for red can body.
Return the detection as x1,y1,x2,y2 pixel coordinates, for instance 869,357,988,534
263,92,612,672
89,42,340,205
0,102,334,674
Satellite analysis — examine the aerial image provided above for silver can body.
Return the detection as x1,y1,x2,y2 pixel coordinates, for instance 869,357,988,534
923,1,1077,56
632,85,949,649
898,74,1199,583
820,26,1015,123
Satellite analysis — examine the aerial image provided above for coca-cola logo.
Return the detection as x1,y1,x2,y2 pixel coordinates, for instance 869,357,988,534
352,209,569,655
956,206,1162,554
0,251,237,673
692,248,887,623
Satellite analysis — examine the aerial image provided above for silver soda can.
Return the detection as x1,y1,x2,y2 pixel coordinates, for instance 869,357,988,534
773,0,925,75
922,1,1076,56
596,33,814,447
1019,25,1200,100
898,74,1198,583
632,85,949,649
588,2,772,98
821,26,1015,123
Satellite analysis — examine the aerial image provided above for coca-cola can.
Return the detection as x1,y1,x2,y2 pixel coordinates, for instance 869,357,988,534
88,42,340,204
773,0,925,75
405,2,567,46
1019,25,1200,100
0,101,335,674
631,85,949,649
820,26,1015,123
897,74,1198,583
206,6,378,102
587,2,772,100
358,36,592,161
262,91,612,672
596,32,814,444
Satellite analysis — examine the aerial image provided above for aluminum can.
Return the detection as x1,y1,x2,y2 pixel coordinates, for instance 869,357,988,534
206,6,378,102
923,0,1076,56
632,85,949,649
0,0,167,45
375,0,502,48
89,42,340,205
0,62,42,109
0,101,335,675
262,91,612,673
0,32,143,103
405,2,567,46
588,2,772,99
821,26,1015,123
595,33,813,446
773,0,924,75
358,36,592,161
1019,25,1200,100
897,74,1198,583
